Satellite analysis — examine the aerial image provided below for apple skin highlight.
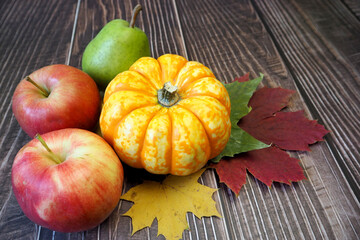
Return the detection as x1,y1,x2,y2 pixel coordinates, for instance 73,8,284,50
12,64,101,138
11,128,124,232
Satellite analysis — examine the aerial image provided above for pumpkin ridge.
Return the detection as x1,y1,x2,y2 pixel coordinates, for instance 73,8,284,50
157,54,188,85
100,91,157,145
178,76,209,93
113,105,161,168
180,94,230,115
132,69,161,90
102,54,230,175
107,87,156,98
104,71,158,102
167,110,174,174
167,59,188,86
111,103,158,144
175,105,212,161
177,73,207,91
138,107,163,170
178,76,225,96
175,64,214,89
157,57,163,84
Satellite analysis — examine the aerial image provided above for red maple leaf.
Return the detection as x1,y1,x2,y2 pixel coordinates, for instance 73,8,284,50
212,76,329,194
214,147,306,194
234,72,250,82
239,87,329,151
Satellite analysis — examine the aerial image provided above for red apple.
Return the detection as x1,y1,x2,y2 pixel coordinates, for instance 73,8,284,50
11,128,124,232
12,64,101,138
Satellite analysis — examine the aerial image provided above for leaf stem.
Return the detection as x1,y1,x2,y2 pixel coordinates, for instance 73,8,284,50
129,4,142,28
26,76,49,97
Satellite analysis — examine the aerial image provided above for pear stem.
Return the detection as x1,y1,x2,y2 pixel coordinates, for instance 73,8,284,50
129,4,142,28
26,76,49,97
35,134,62,164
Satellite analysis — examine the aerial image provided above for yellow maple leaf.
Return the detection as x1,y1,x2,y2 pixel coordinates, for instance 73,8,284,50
121,168,221,240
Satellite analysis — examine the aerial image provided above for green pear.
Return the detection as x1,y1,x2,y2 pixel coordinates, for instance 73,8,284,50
82,4,150,89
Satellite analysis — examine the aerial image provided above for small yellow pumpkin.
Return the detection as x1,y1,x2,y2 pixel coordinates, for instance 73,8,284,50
100,54,231,176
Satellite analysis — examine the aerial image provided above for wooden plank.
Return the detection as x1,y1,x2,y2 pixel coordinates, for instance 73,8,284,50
343,0,360,19
252,0,360,238
0,1,79,239
252,0,360,198
67,0,223,239
289,0,360,75
175,0,360,239
68,0,187,68
1,0,359,239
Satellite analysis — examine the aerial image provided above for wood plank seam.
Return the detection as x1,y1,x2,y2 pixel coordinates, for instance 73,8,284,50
250,0,360,203
66,0,82,66
213,177,233,240
171,1,233,239
248,1,359,238
302,148,349,237
198,177,211,240
172,2,258,238
34,0,83,239
290,0,360,77
172,0,189,60
247,182,271,239
258,1,360,236
341,0,360,20
255,0,360,223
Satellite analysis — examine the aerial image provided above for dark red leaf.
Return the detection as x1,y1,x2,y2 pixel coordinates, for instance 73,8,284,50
234,72,250,82
239,87,329,151
212,147,306,195
246,87,295,119
211,159,247,195
212,75,329,194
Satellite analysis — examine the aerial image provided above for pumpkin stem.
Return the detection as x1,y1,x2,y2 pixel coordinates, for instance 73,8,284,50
158,82,180,107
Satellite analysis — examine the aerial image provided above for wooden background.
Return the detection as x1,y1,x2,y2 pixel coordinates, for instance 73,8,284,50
0,0,359,239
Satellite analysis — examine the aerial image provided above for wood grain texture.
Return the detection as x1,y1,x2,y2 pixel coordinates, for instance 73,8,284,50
67,0,214,239
176,0,360,239
69,0,187,68
343,0,360,19
0,0,78,239
252,0,360,198
0,0,359,239
290,0,360,78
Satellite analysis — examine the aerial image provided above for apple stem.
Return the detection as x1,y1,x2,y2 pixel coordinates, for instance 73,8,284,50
35,134,62,164
26,76,49,97
129,4,142,28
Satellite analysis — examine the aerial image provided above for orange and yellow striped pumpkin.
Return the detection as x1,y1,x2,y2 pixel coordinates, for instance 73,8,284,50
99,54,231,176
